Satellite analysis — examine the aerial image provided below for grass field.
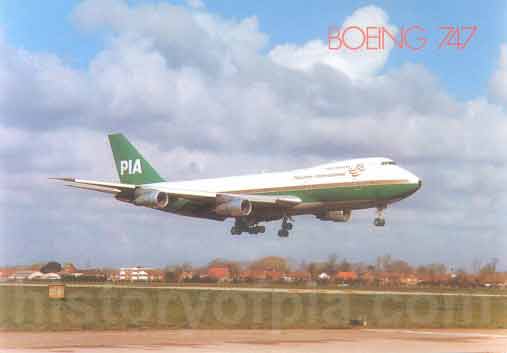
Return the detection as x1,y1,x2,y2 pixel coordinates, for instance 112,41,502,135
0,284,505,330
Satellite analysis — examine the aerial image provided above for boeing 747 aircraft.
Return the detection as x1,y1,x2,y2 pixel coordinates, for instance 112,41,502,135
52,134,422,237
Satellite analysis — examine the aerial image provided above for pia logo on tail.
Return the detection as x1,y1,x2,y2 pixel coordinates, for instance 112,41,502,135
120,159,142,175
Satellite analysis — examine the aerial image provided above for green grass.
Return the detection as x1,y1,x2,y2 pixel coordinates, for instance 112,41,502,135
0,285,505,330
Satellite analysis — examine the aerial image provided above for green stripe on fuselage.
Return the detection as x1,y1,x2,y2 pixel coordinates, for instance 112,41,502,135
166,182,419,214
258,182,419,203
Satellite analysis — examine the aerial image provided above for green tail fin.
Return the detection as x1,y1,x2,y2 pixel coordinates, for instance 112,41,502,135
108,133,165,184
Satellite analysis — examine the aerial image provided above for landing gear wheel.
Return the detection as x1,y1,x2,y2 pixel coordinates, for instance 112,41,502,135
231,218,266,236
282,215,293,230
374,218,386,227
374,206,386,227
248,225,266,234
278,229,289,237
283,222,293,230
278,215,293,237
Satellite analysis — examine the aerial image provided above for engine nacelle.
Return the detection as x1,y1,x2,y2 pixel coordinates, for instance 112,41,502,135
317,210,351,222
215,198,252,217
133,189,169,209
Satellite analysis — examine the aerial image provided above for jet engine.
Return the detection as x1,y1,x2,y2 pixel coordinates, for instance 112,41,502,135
133,189,169,209
316,210,351,222
215,198,253,217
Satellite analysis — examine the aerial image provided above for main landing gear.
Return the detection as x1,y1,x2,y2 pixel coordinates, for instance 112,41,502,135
374,206,386,227
277,216,293,238
230,218,266,235
230,215,294,236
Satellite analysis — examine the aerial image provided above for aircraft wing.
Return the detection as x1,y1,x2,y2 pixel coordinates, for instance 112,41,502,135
141,186,302,207
51,178,302,207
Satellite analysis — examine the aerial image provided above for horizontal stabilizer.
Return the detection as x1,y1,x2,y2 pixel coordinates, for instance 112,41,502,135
50,178,135,194
65,183,122,194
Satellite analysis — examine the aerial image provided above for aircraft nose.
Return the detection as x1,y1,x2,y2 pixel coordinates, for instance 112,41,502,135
404,169,421,191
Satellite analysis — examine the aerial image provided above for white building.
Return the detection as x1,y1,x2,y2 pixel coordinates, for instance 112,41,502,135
318,272,331,280
113,266,162,282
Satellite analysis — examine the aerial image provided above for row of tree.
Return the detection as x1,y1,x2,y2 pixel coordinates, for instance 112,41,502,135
163,254,502,281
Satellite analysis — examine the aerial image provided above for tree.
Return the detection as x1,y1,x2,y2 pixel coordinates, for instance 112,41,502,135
164,265,184,282
337,259,351,272
324,254,338,274
307,262,321,280
352,262,368,273
209,258,229,267
428,263,447,275
227,261,241,280
390,260,413,274
472,258,483,274
208,259,242,279
40,261,62,274
376,254,392,272
250,256,289,272
480,258,499,274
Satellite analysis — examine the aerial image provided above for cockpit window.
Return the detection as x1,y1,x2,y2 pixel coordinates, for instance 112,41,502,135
381,161,396,165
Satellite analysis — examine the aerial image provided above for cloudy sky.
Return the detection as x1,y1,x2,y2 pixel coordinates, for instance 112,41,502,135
1,0,506,270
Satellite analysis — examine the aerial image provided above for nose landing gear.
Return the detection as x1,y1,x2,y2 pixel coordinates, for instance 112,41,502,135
277,216,293,237
374,206,386,227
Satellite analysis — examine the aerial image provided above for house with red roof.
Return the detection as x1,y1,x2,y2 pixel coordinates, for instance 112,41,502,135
399,274,419,286
335,271,358,283
265,269,284,281
287,271,311,282
207,265,230,281
0,268,17,281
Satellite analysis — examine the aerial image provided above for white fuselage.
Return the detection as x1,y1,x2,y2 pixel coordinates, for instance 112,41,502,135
150,157,420,195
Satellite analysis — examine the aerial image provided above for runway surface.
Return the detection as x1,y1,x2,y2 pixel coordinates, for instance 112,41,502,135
1,329,506,353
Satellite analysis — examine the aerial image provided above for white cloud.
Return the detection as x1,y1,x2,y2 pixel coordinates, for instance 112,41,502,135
489,43,507,107
269,6,396,79
0,36,91,129
73,0,267,76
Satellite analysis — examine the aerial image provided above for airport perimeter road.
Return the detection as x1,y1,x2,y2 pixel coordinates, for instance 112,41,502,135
1,329,507,353
2,282,507,297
